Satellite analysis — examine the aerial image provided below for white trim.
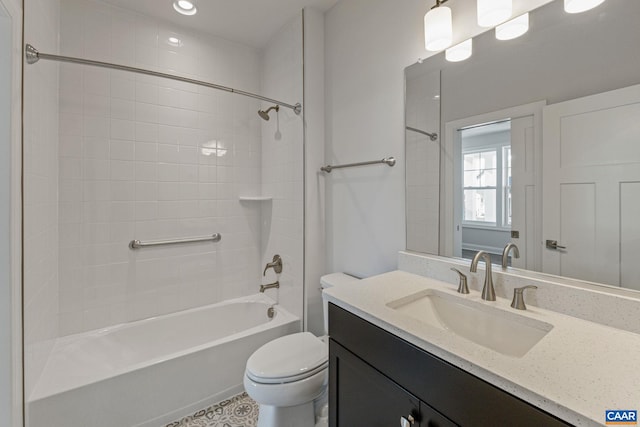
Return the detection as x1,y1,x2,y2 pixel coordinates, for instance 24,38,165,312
461,243,503,256
462,223,511,233
441,101,545,264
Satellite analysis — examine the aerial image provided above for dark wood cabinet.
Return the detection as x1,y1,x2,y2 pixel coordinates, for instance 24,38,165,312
328,303,572,427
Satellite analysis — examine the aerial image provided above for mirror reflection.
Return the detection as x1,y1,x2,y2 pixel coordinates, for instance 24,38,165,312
460,121,513,265
405,0,640,291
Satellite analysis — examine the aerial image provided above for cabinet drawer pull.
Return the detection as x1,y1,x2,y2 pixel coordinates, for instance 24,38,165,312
400,415,415,427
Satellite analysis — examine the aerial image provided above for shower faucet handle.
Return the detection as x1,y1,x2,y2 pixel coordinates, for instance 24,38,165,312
263,255,283,276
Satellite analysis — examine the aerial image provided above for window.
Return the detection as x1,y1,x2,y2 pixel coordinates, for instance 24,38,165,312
462,146,511,228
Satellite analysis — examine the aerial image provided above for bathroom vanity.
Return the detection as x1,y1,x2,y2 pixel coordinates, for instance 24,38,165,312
328,303,570,426
324,258,640,427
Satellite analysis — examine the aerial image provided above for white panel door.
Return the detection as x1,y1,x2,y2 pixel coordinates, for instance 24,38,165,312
542,83,640,286
510,116,535,269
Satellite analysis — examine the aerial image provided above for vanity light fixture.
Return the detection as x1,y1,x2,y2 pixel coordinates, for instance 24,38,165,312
173,0,197,16
445,38,473,62
477,0,512,27
424,0,453,52
495,13,529,40
564,0,606,13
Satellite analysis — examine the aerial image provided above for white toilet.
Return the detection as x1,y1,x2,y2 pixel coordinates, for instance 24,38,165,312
243,273,359,427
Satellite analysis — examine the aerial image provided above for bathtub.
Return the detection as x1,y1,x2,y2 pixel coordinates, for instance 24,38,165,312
27,294,300,427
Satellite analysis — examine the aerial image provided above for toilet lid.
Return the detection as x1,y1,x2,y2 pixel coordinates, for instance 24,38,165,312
246,332,328,384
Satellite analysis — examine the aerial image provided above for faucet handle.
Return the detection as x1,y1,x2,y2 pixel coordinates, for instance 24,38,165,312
263,254,283,276
511,285,538,310
450,268,469,294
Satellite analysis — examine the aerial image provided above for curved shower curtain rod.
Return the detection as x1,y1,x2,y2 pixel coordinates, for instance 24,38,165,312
25,44,302,115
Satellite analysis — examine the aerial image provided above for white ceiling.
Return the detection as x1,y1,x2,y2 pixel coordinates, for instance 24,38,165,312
101,0,339,48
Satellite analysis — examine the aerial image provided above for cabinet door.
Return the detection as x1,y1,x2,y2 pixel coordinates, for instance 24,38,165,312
420,403,457,427
330,339,419,427
330,340,455,427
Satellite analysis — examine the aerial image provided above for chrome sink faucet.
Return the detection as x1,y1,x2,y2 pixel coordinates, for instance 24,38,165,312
501,243,520,269
470,251,496,301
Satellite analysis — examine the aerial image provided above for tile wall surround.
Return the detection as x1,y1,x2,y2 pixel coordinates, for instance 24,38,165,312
56,0,304,335
259,14,304,320
23,0,60,398
399,251,640,334
405,70,440,255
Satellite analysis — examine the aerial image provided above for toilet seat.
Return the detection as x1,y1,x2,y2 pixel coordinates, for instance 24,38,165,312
245,332,328,384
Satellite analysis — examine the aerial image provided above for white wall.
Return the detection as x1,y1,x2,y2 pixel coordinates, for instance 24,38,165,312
0,12,11,414
324,0,424,277
1,0,23,424
259,12,305,319
324,0,553,276
57,0,265,335
23,0,60,400
303,7,326,335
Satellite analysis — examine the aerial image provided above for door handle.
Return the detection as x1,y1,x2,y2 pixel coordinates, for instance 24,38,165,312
546,239,567,250
400,415,415,427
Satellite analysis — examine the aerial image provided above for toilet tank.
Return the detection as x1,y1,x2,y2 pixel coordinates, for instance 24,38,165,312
320,273,360,334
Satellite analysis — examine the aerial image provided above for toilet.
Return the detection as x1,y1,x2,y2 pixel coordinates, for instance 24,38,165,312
243,273,359,427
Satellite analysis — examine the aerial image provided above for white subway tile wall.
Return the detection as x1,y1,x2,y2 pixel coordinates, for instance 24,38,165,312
56,0,304,335
23,0,61,398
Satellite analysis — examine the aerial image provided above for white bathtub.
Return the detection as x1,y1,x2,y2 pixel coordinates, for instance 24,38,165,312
27,294,300,427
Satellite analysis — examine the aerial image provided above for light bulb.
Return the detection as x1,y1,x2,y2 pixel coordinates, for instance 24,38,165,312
446,39,473,62
564,0,606,13
424,6,453,52
495,13,529,40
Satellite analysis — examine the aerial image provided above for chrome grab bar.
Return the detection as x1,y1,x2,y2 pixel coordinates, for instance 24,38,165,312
320,157,396,173
129,233,221,249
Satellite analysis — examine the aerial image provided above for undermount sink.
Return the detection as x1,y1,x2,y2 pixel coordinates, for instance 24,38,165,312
386,289,553,357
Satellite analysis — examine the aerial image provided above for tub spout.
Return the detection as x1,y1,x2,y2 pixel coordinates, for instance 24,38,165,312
260,281,280,293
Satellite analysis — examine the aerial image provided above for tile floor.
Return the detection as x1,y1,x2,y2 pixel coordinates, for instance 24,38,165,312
164,392,259,427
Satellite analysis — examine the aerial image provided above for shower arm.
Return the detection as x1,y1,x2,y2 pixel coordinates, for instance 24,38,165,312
25,44,302,115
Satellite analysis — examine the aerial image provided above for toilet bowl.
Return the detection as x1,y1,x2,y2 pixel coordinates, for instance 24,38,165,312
244,273,359,427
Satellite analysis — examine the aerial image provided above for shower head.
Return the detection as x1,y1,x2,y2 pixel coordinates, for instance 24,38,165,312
258,105,280,121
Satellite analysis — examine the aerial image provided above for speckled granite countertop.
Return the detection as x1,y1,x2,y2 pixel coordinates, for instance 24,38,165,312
323,270,640,427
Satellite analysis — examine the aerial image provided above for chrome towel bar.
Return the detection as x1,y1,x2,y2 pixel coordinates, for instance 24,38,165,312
129,233,222,250
405,126,438,141
320,157,396,173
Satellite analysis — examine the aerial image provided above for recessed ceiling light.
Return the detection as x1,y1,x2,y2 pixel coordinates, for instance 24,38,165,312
173,0,197,16
167,37,183,47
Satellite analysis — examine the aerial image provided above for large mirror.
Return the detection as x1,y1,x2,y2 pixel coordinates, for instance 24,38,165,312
405,0,640,291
